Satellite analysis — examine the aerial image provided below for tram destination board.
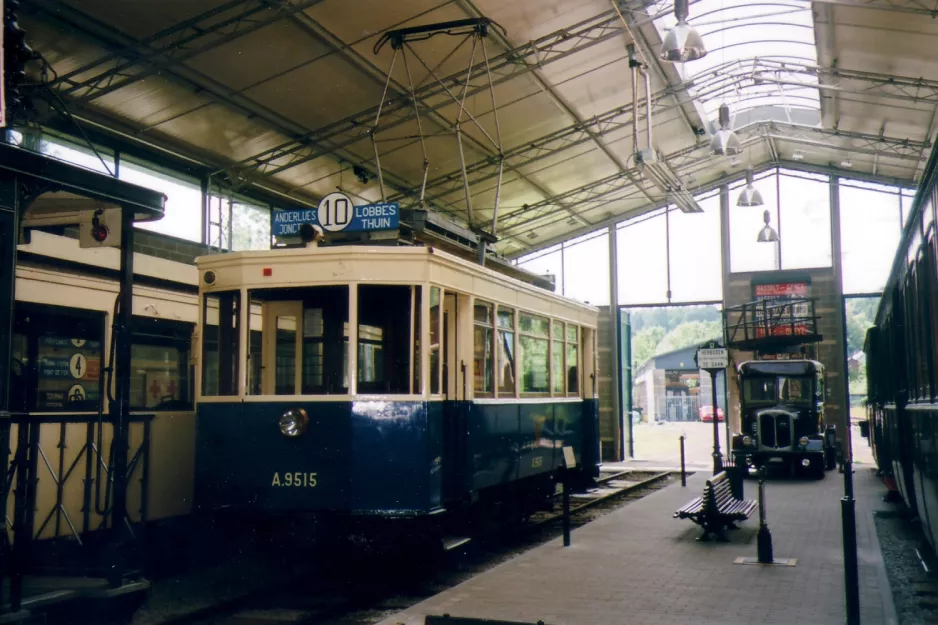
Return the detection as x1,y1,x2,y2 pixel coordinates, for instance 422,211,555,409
273,192,399,236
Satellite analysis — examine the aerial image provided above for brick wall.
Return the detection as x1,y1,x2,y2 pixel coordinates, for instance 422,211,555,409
60,225,215,265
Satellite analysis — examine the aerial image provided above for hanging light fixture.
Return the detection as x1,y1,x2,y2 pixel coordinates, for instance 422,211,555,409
659,0,707,62
709,103,741,156
757,209,779,243
737,167,764,207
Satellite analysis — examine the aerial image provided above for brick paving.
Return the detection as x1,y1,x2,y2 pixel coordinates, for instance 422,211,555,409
376,466,896,625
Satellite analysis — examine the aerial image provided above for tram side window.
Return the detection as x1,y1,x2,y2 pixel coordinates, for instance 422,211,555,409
520,313,549,394
129,317,192,410
430,287,441,395
202,291,240,396
473,301,494,396
358,285,413,394
497,307,516,396
567,324,579,396
552,322,565,395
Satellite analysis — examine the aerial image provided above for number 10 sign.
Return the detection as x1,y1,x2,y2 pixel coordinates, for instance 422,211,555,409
272,192,400,237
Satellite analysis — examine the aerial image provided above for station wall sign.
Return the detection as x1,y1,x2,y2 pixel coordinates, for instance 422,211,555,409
751,278,811,338
272,192,399,237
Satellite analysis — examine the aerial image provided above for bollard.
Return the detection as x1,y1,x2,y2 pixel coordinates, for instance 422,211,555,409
562,469,571,547
756,468,774,564
680,435,687,487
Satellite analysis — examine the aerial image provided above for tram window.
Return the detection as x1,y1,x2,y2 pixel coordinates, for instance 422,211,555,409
473,301,494,396
520,312,549,394
744,378,776,402
497,307,516,396
129,316,192,410
552,322,565,395
249,286,349,395
13,304,104,412
567,324,579,396
202,291,240,396
780,377,812,403
357,285,413,394
430,287,441,395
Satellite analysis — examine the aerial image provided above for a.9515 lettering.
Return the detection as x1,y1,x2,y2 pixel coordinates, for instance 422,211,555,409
271,472,318,487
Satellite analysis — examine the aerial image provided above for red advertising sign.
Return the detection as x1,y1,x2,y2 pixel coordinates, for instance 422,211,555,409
752,280,811,338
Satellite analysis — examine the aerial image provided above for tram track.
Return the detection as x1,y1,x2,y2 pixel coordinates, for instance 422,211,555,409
148,469,677,625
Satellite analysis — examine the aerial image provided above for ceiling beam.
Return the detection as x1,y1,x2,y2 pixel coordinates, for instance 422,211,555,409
273,6,592,229
495,120,928,241
34,0,323,101
222,8,628,181
808,0,938,17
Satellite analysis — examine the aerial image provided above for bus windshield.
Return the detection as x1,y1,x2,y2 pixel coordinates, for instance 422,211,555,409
744,376,813,403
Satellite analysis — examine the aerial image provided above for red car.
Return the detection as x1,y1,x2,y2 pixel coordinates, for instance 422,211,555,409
699,405,725,422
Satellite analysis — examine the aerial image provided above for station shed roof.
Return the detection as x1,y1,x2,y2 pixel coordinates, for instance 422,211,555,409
19,0,938,256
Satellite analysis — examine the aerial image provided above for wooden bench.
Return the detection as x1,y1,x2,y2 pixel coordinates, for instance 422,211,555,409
673,471,757,542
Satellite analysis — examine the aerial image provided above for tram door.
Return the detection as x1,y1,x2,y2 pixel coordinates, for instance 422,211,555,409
443,293,460,398
261,301,303,395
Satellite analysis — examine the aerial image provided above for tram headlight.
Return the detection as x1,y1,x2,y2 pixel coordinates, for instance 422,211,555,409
799,436,809,447
279,408,308,438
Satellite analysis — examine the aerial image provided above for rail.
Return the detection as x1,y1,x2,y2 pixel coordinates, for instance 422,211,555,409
722,298,822,350
1,412,153,613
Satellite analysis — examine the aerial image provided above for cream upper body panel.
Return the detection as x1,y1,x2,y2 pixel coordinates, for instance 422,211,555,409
196,245,599,328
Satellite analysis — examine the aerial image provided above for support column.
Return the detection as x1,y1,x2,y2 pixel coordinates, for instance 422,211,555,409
719,183,736,434
608,224,624,460
108,204,136,586
0,174,18,609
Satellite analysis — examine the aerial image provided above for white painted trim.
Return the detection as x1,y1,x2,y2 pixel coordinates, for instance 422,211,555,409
473,397,584,405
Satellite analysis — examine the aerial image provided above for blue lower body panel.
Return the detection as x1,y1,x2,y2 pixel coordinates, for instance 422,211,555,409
195,398,599,516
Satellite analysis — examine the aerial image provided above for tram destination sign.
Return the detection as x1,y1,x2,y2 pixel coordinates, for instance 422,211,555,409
272,192,399,237
696,347,728,370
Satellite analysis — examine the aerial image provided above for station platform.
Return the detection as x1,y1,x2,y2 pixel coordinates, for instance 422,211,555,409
376,467,896,625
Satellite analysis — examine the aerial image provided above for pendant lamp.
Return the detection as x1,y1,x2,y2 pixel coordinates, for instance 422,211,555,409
659,0,707,63
710,103,741,156
757,209,779,243
737,168,764,207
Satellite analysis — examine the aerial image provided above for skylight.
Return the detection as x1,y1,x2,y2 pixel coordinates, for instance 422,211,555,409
654,0,820,127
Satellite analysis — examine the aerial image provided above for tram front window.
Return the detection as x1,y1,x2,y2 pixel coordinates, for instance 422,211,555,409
249,286,349,395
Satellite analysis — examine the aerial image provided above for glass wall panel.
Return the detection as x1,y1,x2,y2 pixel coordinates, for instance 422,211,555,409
40,136,115,175
779,172,832,269
617,209,668,305
669,193,722,303
120,158,203,242
517,245,564,295
730,171,778,272
232,201,271,251
840,184,902,294
563,232,609,305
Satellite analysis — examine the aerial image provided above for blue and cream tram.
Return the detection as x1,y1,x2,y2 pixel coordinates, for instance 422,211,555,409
193,244,600,522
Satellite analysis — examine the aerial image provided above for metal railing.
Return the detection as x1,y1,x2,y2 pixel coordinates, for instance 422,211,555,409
723,298,821,349
1,412,152,612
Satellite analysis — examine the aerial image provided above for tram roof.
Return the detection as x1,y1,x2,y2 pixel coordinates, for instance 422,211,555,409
20,1,938,254
196,244,600,322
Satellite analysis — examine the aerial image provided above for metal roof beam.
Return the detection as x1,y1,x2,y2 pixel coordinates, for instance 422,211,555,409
808,0,938,17
274,6,591,229
34,0,324,101
223,9,628,181
496,121,928,240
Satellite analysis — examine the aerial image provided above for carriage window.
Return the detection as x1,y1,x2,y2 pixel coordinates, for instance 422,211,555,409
358,285,414,394
130,317,192,410
552,322,565,394
473,301,494,396
249,286,348,395
520,312,549,393
430,287,441,395
202,291,240,396
567,324,579,396
497,307,516,396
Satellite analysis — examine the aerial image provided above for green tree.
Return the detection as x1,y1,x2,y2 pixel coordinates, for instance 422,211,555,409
632,326,666,368
654,320,722,355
